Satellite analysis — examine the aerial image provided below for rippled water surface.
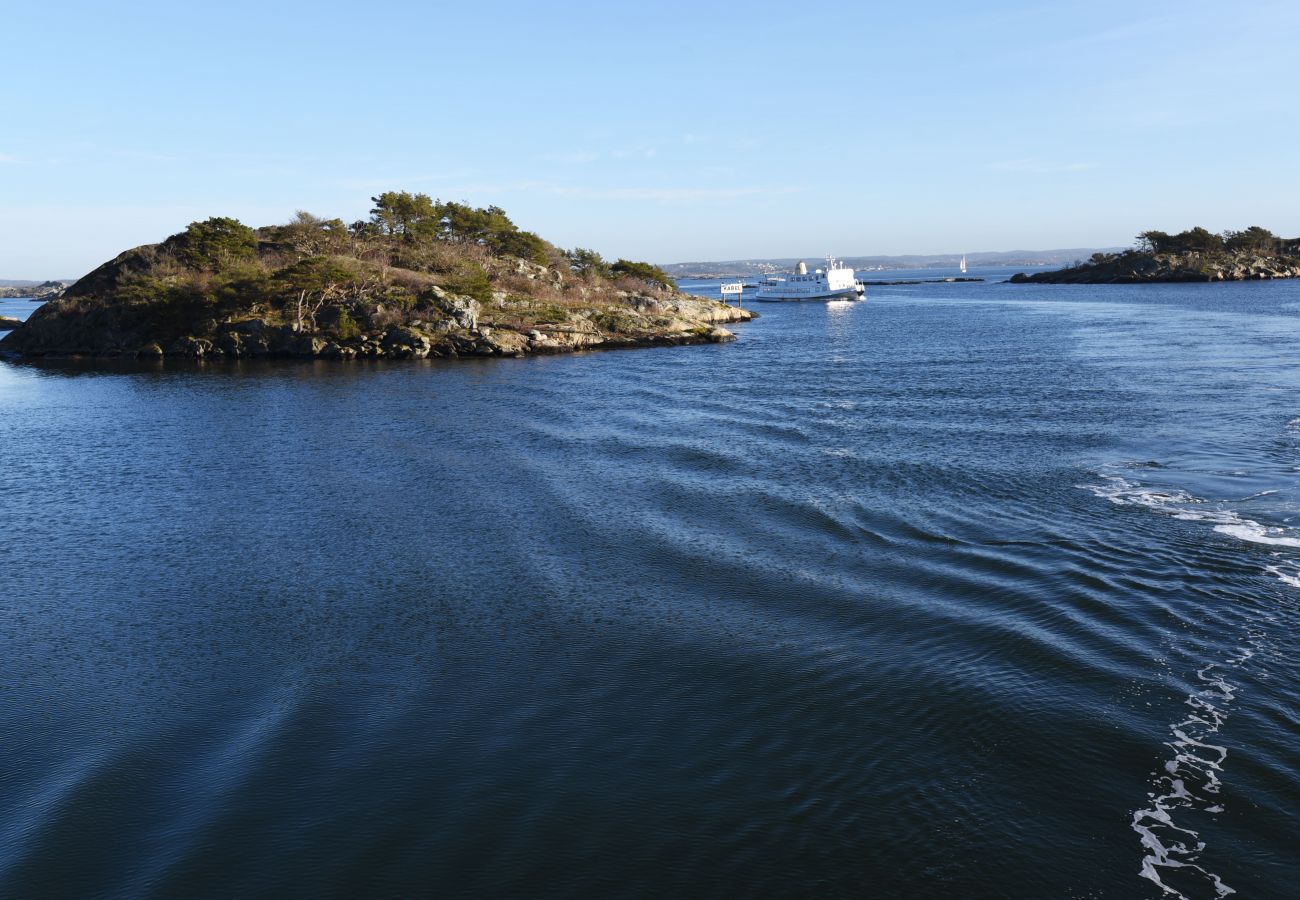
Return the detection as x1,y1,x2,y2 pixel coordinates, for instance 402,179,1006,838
2,272,1298,898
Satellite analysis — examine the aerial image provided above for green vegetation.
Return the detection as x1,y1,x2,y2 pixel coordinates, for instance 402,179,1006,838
169,217,259,271
335,308,361,340
1,189,749,359
590,309,639,333
530,304,573,325
1135,225,1294,256
53,191,644,335
567,247,612,279
364,192,552,264
1012,224,1300,284
564,248,675,288
446,262,493,304
609,259,674,288
65,191,681,332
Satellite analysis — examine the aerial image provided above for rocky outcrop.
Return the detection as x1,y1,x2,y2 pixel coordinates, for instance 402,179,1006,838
0,289,755,361
380,327,433,358
424,288,479,331
0,315,23,331
1010,251,1300,284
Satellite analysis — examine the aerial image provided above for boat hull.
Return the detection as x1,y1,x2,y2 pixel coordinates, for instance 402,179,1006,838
752,287,862,302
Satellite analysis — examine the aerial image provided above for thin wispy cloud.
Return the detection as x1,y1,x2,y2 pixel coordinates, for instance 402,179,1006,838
543,145,661,165
544,150,600,164
610,146,658,160
112,148,178,164
548,137,744,163
0,153,20,164
330,171,478,192
577,185,780,202
1063,15,1180,47
423,178,801,204
989,158,1100,174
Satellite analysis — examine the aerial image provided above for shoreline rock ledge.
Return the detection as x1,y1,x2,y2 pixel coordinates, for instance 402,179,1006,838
1,288,754,361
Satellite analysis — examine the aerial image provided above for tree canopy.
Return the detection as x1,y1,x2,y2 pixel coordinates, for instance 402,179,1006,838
365,192,552,264
369,191,441,243
276,211,350,257
1136,225,1290,256
1223,226,1279,254
567,248,611,279
169,217,258,271
610,259,674,288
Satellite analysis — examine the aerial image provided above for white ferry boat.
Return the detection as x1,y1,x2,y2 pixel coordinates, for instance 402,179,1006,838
753,257,862,301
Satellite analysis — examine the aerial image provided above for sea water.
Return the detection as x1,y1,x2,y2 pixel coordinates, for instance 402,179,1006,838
1,270,1298,898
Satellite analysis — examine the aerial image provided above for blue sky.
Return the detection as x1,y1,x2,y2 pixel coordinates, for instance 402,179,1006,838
2,0,1298,276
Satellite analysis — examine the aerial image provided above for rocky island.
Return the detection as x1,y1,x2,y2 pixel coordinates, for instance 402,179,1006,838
0,192,753,361
1009,226,1300,284
0,280,70,300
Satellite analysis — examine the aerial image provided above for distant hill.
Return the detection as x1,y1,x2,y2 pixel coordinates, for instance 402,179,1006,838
662,249,1125,278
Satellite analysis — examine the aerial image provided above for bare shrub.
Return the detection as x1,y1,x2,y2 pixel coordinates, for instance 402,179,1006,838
386,267,439,292
367,304,408,331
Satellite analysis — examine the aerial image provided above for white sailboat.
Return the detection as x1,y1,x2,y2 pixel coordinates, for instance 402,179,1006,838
959,255,967,274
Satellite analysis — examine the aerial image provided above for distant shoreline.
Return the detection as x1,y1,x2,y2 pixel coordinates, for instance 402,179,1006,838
663,250,1122,280
1010,251,1300,284
0,281,69,300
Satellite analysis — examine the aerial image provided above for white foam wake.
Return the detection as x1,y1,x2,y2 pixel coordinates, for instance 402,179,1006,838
1263,563,1300,588
1082,465,1292,897
1082,471,1300,584
1130,635,1263,899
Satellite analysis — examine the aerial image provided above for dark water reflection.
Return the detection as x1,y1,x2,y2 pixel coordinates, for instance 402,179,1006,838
1,272,1298,898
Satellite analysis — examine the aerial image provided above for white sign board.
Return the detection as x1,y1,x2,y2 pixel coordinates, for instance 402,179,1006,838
720,282,743,295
